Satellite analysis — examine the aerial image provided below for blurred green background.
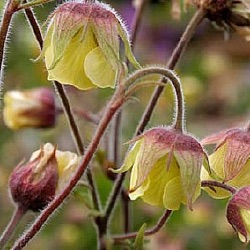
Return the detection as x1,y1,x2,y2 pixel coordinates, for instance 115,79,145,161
0,0,250,249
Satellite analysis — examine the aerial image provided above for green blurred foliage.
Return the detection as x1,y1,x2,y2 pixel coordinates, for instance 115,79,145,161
1,0,250,249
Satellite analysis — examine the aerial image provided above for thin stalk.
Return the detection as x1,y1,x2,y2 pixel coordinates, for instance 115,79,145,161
113,209,173,241
0,206,27,249
136,8,205,134
12,86,126,250
111,0,148,234
0,0,19,108
18,0,53,10
125,67,184,132
24,7,101,211
121,191,130,233
103,7,206,239
201,180,236,194
104,66,184,229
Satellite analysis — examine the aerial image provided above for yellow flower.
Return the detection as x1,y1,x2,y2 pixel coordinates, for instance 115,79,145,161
112,127,209,210
3,88,56,130
30,143,80,193
201,128,250,199
226,186,250,243
41,1,140,90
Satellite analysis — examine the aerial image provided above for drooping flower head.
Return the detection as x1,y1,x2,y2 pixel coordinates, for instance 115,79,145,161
201,127,250,199
3,88,56,130
9,145,58,211
192,0,250,40
41,0,140,90
9,143,80,211
226,186,250,243
112,127,210,210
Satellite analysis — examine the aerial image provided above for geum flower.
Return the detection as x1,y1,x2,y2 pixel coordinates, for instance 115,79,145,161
112,127,210,210
9,143,80,211
201,127,250,199
40,1,140,90
227,186,250,243
193,0,250,40
3,88,56,130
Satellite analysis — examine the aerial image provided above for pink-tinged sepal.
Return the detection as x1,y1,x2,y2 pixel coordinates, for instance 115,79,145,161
226,187,250,243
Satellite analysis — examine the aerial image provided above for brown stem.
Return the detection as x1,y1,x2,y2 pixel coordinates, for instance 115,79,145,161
24,7,43,48
136,8,205,135
201,180,236,194
121,190,130,233
113,209,173,242
0,206,27,249
12,86,126,250
103,7,206,241
23,1,101,221
0,0,19,108
109,0,148,236
125,67,184,132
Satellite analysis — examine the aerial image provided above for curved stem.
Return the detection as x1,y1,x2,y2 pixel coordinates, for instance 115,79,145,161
113,209,173,242
0,0,19,108
201,180,236,194
0,206,27,249
23,1,101,220
124,66,185,132
103,8,206,239
108,0,148,237
12,86,126,250
136,8,205,135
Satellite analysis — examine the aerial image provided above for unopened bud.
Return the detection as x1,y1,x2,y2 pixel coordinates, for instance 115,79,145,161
9,146,58,211
3,88,56,130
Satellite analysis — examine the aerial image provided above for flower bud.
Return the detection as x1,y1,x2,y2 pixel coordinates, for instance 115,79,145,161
193,0,250,40
9,146,58,211
201,128,250,199
3,88,56,130
226,187,250,243
30,143,80,193
9,143,80,211
112,127,209,210
40,1,140,90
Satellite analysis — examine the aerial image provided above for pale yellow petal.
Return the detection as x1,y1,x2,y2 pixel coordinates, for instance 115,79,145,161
84,47,117,88
111,140,142,173
163,176,184,210
131,136,171,190
45,27,96,90
134,156,179,207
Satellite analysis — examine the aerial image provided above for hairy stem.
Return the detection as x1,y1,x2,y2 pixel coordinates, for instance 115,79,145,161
0,206,26,249
201,180,236,194
103,7,206,241
136,8,205,134
24,5,102,212
109,0,148,236
0,0,19,109
104,67,183,234
125,67,185,132
113,209,173,241
12,86,126,250
23,0,101,218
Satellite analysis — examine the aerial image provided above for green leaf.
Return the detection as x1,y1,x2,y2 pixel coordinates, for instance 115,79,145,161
133,223,147,250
